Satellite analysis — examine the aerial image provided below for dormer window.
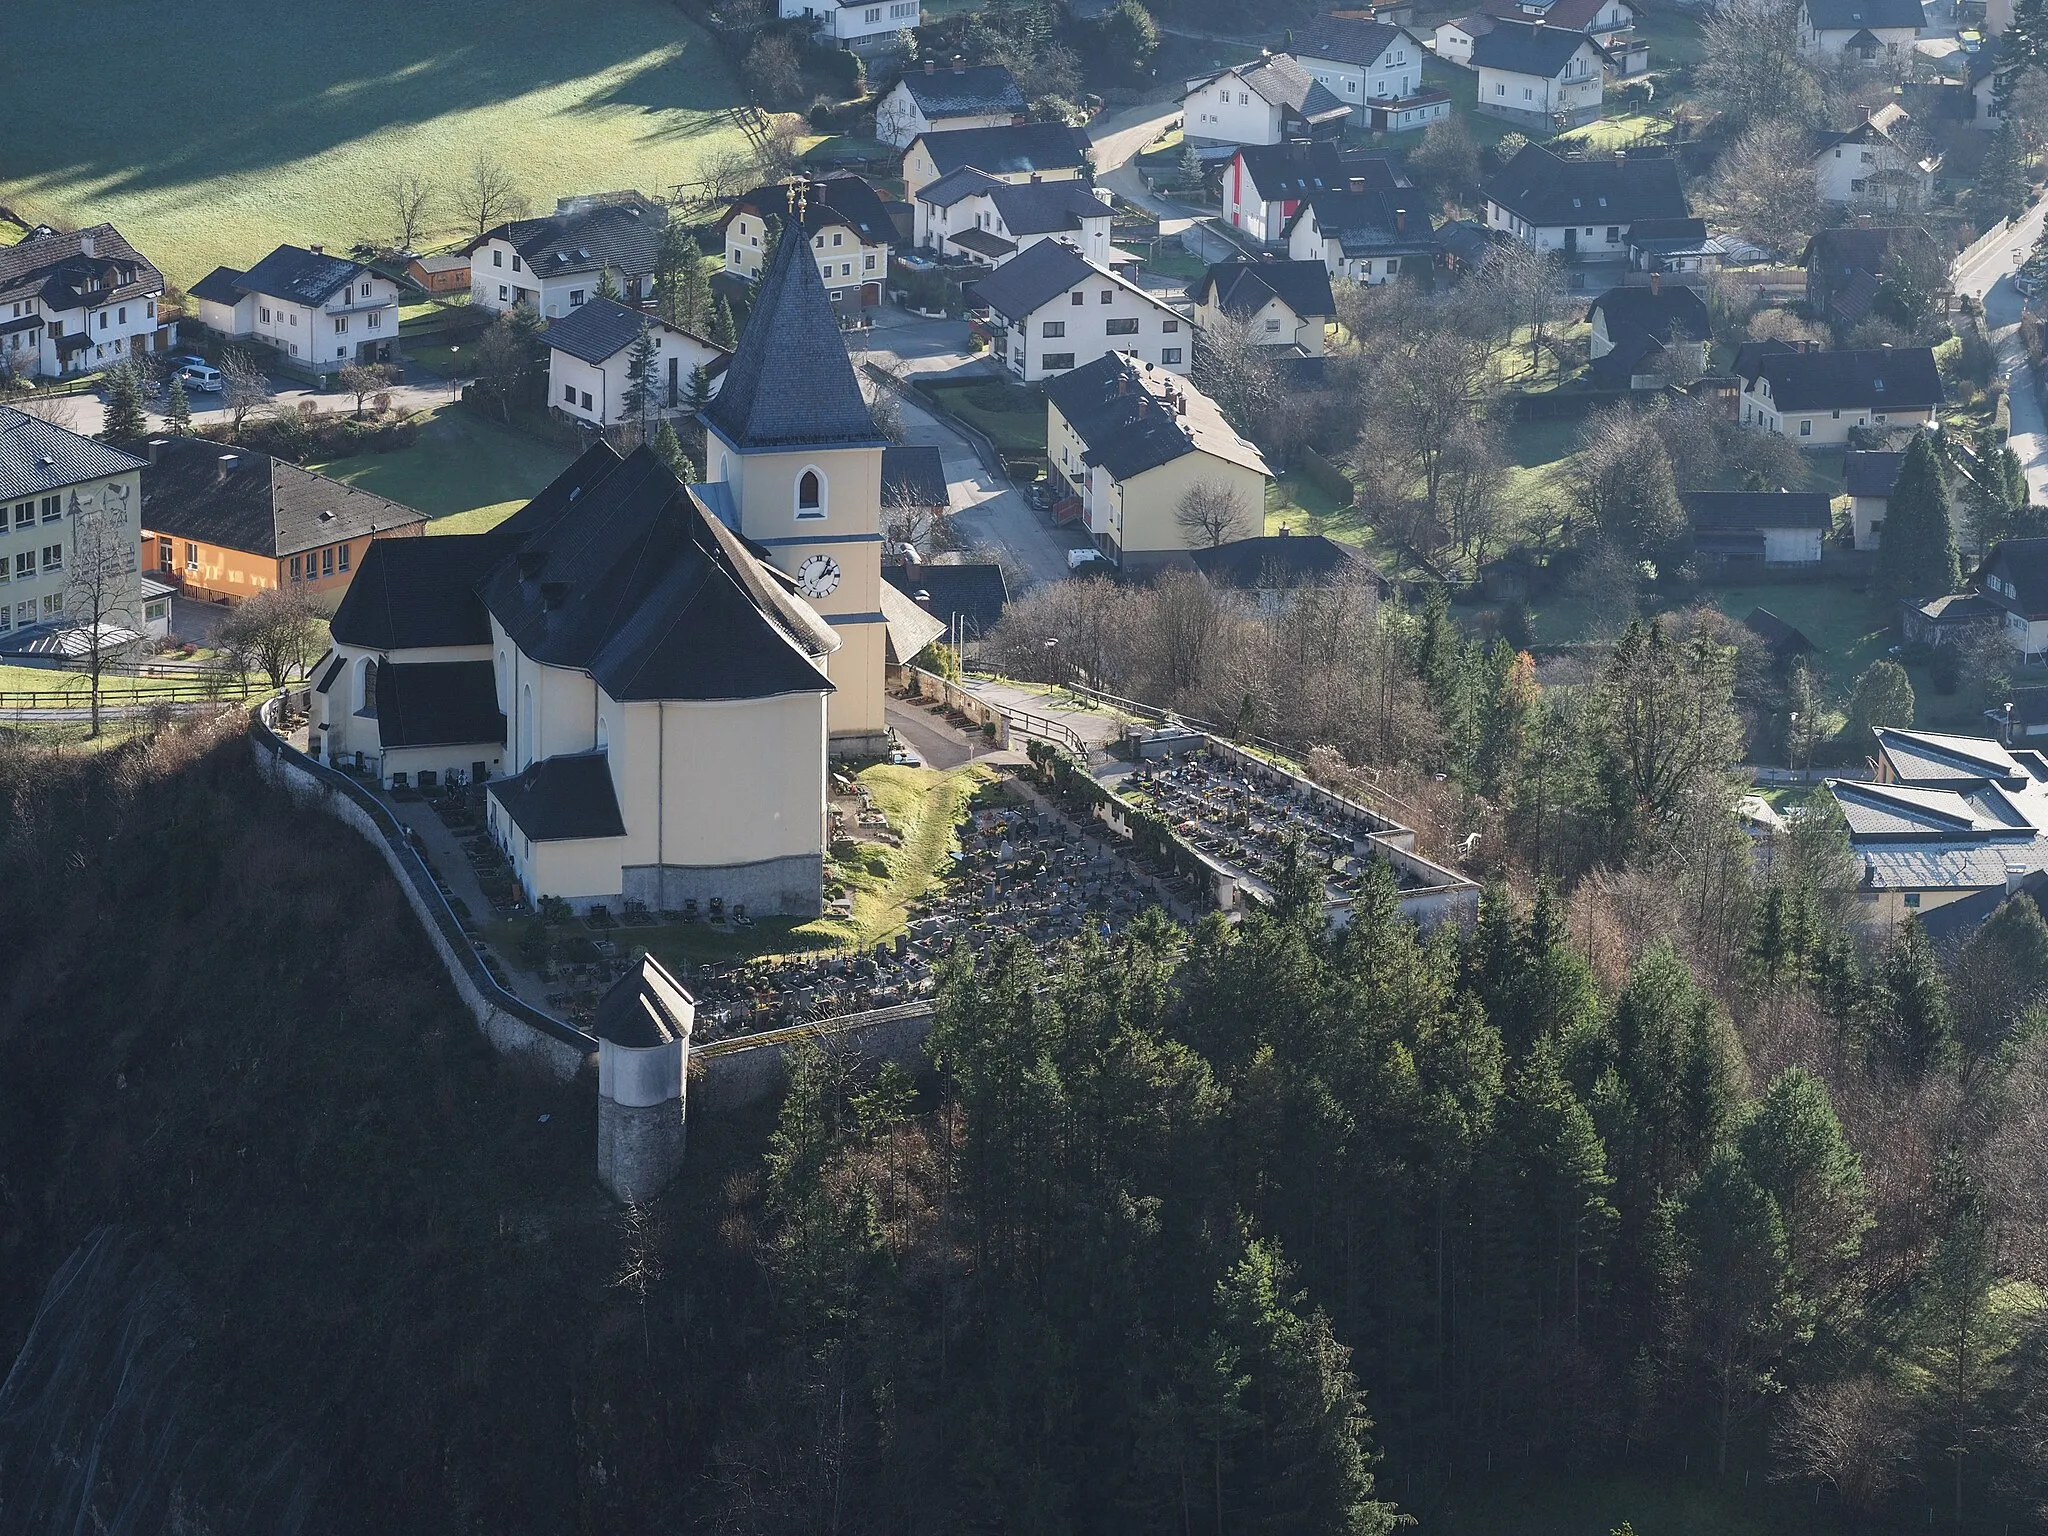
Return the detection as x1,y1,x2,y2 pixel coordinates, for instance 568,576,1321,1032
1873,377,1885,392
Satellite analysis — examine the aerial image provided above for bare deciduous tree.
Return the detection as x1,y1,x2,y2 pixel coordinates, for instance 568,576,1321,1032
216,584,324,692
338,361,396,418
1190,310,1283,435
1698,0,1821,131
1174,479,1251,549
62,482,142,738
219,348,273,437
1708,121,1826,257
453,153,529,240
385,172,435,252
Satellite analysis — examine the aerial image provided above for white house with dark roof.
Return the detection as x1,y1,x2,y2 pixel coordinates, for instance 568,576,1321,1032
1482,0,1638,50
1045,354,1272,569
467,192,666,319
1682,489,1835,568
972,240,1190,382
1285,16,1442,124
913,167,1115,265
1971,537,2048,657
1810,105,1939,208
0,405,144,645
1223,142,1409,244
1483,143,1691,264
1585,278,1709,386
192,245,402,368
1472,20,1612,127
901,122,1091,204
1798,0,1922,61
1183,54,1352,147
544,299,729,430
0,224,173,379
1189,260,1336,355
1737,343,1941,442
1284,182,1439,281
718,174,895,306
781,0,921,46
875,59,1028,148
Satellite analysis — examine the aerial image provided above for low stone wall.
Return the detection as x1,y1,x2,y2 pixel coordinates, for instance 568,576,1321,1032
692,1004,937,1111
904,667,1010,746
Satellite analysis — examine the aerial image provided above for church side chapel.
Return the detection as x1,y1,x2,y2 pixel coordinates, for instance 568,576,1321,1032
310,197,892,919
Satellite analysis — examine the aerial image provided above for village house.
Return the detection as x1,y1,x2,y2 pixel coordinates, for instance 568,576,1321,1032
1434,12,1498,65
1972,537,2048,659
1843,444,1970,551
875,58,1027,148
913,168,1115,267
972,239,1190,383
1971,44,2002,127
1182,54,1351,147
405,251,471,295
1221,141,1408,245
1484,0,1640,51
1285,15,1448,128
1811,105,1940,209
192,245,402,370
1189,531,1372,610
1584,278,1710,387
1045,354,1272,570
779,0,920,47
1682,489,1835,569
1471,20,1613,128
1625,217,1725,278
0,224,174,380
719,174,895,307
467,192,665,319
880,444,950,530
1797,0,1922,62
139,436,426,605
313,220,899,913
1189,260,1336,355
1483,144,1690,267
901,122,1091,204
884,557,1010,650
0,405,144,644
1737,343,1941,442
1284,181,1440,282
1803,224,1940,327
544,298,729,430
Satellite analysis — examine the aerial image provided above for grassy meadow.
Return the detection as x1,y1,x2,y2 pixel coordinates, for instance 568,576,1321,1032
310,403,573,534
0,0,746,289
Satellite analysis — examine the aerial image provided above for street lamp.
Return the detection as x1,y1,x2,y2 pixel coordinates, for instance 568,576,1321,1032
447,344,460,401
1043,635,1061,694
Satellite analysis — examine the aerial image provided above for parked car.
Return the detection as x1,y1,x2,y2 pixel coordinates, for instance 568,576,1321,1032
178,364,223,393
166,354,208,373
1026,482,1053,511
1067,547,1108,571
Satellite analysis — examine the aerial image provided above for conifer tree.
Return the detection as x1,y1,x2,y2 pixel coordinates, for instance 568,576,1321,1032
656,219,712,332
1875,432,1959,603
99,361,148,443
595,264,622,302
620,323,659,435
1737,1067,1871,1312
684,362,716,414
164,374,193,437
651,418,698,482
1868,916,1955,1077
709,295,738,349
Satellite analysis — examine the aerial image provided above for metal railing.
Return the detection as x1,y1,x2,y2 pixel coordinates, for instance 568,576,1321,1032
1002,704,1088,758
0,681,248,710
248,694,598,1056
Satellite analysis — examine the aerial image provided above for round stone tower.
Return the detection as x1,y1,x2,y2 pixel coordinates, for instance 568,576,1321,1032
595,954,694,1202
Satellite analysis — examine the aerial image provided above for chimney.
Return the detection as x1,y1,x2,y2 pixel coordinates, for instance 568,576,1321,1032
1349,176,1367,193
216,453,239,482
1278,523,1291,536
952,53,965,72
1650,271,1661,295
78,231,96,259
309,243,323,255
518,550,547,579
146,438,167,463
1395,208,1406,234
925,57,936,73
541,581,569,610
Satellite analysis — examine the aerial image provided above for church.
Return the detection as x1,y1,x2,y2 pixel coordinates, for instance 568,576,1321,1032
310,204,895,918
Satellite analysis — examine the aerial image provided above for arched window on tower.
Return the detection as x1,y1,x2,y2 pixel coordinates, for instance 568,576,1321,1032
797,468,824,519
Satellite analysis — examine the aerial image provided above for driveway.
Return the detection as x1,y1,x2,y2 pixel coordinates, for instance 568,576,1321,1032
1952,196,2048,502
17,360,465,442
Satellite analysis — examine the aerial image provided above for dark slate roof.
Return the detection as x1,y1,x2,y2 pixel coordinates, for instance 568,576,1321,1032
1045,353,1270,480
1189,534,1362,589
884,561,1010,637
1730,338,1804,380
0,405,145,499
1586,283,1710,343
987,179,1116,235
189,266,247,305
1287,16,1415,66
1743,606,1816,653
881,444,949,508
237,244,373,305
472,194,664,278
1803,0,1924,29
1801,223,1937,277
374,660,505,748
1978,538,2048,614
488,751,628,842
1234,142,1407,203
973,238,1100,320
594,954,694,1047
1845,449,1909,498
918,165,1008,208
1288,186,1437,257
1629,216,1711,246
1483,144,1689,227
1190,260,1337,320
725,175,896,248
1750,347,1942,411
703,207,878,450
1221,54,1350,120
914,122,1092,180
475,445,836,702
330,534,506,649
139,437,426,558
1483,0,1625,27
543,296,724,368
1683,490,1837,531
2007,682,2048,727
1470,19,1610,76
0,224,163,310
315,653,345,694
898,62,1028,117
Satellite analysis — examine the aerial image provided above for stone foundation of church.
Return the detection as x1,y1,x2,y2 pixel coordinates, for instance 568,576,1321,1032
620,853,825,919
828,730,893,761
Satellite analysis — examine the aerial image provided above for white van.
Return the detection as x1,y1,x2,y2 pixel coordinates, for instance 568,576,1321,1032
178,364,223,393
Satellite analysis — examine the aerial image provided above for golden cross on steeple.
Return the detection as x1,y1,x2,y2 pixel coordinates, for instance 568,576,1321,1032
785,173,808,224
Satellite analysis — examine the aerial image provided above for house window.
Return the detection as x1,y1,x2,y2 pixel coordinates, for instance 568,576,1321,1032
864,254,876,271
13,504,30,530
185,542,199,569
1904,892,1921,908
1071,291,1085,306
1105,317,1139,335
1264,318,1282,332
1606,226,1619,242
322,548,335,577
494,250,504,267
41,497,59,522
499,285,509,301
367,311,382,329
1799,419,1813,437
360,282,372,298
1041,352,1075,370
580,391,593,410
1100,289,1113,304
98,312,108,330
1043,320,1066,337
260,306,271,323
334,316,349,334
564,383,577,403
41,593,61,619
12,552,29,580
290,554,301,581
1162,319,1179,332
1162,347,1183,365
117,306,127,324
569,289,586,307
41,544,61,573
797,468,826,518
338,543,350,573
1496,83,1505,95
512,255,523,273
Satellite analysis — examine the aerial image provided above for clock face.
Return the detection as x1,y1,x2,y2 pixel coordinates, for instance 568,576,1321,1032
795,553,842,599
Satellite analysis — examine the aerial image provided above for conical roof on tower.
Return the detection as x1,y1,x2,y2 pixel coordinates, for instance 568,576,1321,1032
703,186,881,450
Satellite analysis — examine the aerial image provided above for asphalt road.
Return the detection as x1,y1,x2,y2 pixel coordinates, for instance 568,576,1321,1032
1952,196,2048,502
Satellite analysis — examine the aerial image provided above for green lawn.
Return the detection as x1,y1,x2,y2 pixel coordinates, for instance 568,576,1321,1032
1265,472,1373,543
920,378,1049,456
0,0,746,289
1554,112,1677,151
1708,583,1893,684
0,664,242,698
1637,6,1708,69
310,403,573,535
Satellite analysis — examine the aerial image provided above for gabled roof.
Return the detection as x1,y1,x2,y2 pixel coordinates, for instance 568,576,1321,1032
1811,104,1922,159
881,444,949,508
1483,0,1632,27
0,224,163,310
488,751,628,842
1235,142,1407,202
1483,144,1690,227
1287,185,1437,256
374,660,505,749
1742,606,1815,654
1844,449,1908,498
724,174,896,248
0,405,144,500
1286,16,1421,68
703,207,879,451
912,122,1092,180
1044,353,1271,482
237,245,376,306
884,561,1010,637
470,193,665,278
542,295,727,369
1189,533,1362,589
1802,0,1924,30
917,166,1008,208
140,436,428,558
1802,223,1938,276
1979,538,2048,616
973,238,1172,322
986,179,1116,235
1470,19,1611,77
1240,53,1350,119
879,579,949,663
1831,777,2007,837
896,62,1028,117
1585,283,1710,343
1875,726,2025,784
1683,490,1836,531
1190,260,1337,320
330,532,507,650
1747,346,1942,411
189,267,247,306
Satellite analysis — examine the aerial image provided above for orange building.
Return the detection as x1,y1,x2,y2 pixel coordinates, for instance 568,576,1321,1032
139,437,428,605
